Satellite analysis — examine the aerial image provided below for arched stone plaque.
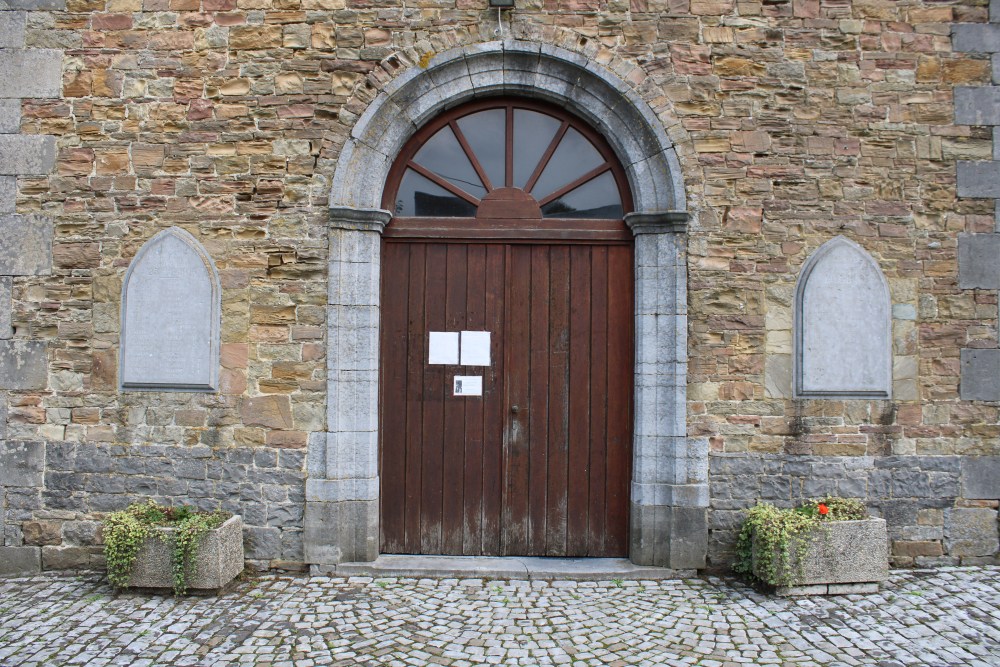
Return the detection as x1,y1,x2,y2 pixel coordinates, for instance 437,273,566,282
120,228,220,391
795,236,891,398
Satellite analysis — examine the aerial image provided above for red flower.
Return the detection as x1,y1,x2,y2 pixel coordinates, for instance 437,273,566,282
818,503,829,516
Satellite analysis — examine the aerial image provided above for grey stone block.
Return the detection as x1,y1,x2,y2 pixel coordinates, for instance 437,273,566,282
303,499,378,565
0,98,20,133
958,233,1000,289
0,214,51,274
955,87,1000,125
0,275,11,339
0,391,7,439
994,54,1000,85
0,546,40,575
962,457,1000,499
0,11,25,48
961,348,1000,401
958,161,1000,199
945,508,999,557
0,135,55,176
0,0,65,8
124,516,244,591
954,23,1000,53
630,504,707,569
0,175,14,212
0,440,43,486
994,0,1000,23
0,49,62,99
0,340,46,389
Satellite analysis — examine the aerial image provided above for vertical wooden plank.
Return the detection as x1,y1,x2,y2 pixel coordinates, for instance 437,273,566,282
379,242,410,553
420,243,448,554
545,245,570,556
462,244,487,555
403,243,428,553
481,244,506,555
566,245,592,557
526,245,550,556
502,244,531,555
604,244,633,555
441,245,468,554
587,246,609,556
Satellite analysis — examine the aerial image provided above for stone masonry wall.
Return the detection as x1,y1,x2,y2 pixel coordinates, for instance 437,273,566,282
0,0,998,572
2,441,305,570
709,452,1000,567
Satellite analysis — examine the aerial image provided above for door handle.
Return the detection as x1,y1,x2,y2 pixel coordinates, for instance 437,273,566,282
510,405,520,414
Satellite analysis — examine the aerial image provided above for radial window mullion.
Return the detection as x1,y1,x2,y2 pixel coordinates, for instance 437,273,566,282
409,162,482,207
537,164,611,207
525,121,569,195
450,120,494,192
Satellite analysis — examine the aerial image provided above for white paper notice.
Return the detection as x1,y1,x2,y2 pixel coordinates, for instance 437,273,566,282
453,375,483,396
460,331,491,366
428,331,459,365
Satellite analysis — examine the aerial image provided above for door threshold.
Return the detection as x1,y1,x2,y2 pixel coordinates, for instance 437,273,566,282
311,555,695,581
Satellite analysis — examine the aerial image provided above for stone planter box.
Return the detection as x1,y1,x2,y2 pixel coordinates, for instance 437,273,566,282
124,515,244,593
753,517,889,596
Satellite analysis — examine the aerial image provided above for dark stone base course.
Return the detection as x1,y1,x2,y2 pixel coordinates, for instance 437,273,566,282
708,453,1000,569
1,441,305,571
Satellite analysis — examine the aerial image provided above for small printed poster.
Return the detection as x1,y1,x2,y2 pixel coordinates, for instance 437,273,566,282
453,375,483,396
460,331,491,366
428,331,459,365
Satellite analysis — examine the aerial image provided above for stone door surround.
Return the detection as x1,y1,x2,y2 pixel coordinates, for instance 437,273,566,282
305,40,708,569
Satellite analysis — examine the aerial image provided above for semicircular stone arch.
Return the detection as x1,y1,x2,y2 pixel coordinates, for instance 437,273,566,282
794,236,892,399
310,41,705,571
329,41,686,215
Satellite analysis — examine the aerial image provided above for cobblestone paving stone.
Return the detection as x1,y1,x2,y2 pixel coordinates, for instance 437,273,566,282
1,567,998,667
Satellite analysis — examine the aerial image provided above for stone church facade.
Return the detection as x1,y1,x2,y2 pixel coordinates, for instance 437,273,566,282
1,0,998,574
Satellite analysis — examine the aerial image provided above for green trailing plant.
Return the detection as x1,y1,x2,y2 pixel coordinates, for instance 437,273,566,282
103,500,229,595
734,497,868,587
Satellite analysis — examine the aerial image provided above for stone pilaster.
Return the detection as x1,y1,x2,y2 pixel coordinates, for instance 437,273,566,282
304,206,390,567
953,7,1000,402
626,212,706,569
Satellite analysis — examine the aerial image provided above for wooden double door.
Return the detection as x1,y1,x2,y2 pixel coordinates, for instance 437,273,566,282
379,240,634,557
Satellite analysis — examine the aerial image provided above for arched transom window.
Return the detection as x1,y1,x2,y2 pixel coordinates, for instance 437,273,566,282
382,99,633,241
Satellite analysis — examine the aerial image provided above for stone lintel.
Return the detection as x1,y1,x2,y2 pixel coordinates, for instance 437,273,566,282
329,206,392,233
625,211,688,235
953,23,1000,53
630,504,707,569
0,440,44,486
305,477,379,503
961,456,1000,499
958,233,1000,289
0,340,47,390
960,348,1000,401
0,546,41,575
955,86,1000,125
304,500,379,565
957,161,1000,199
0,49,62,99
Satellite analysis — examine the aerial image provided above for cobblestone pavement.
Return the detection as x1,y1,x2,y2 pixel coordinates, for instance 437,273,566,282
1,567,998,667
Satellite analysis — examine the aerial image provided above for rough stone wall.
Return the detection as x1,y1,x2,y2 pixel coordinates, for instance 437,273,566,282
0,0,997,572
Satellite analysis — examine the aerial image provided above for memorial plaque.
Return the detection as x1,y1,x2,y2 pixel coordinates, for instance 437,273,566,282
796,237,891,398
120,228,220,391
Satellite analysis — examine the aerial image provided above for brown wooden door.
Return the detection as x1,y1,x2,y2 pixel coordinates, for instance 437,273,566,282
379,240,633,556
378,98,634,557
